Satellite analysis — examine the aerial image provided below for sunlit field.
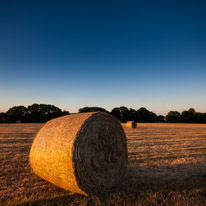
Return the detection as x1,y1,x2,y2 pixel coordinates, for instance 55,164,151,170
1,123,206,206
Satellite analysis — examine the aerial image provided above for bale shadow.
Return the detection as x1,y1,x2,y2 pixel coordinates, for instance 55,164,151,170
119,160,206,193
18,160,206,206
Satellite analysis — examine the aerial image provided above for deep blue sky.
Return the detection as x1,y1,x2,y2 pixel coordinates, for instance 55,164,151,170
0,0,205,115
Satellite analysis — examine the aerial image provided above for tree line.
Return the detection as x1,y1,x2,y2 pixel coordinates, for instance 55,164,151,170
72,106,206,123
0,104,69,123
79,106,164,122
165,108,206,123
0,104,206,123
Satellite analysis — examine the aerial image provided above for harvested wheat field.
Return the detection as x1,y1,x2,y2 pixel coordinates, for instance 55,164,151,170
1,123,206,206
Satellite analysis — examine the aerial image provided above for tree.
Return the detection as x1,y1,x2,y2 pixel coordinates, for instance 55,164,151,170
27,104,69,123
203,113,206,123
0,112,7,123
120,106,130,122
136,107,151,122
62,110,70,116
180,111,194,123
78,107,108,113
195,112,205,123
166,111,180,123
110,106,130,122
180,108,196,123
129,108,137,121
188,108,196,115
158,115,165,122
148,111,158,122
2,104,70,123
111,107,122,121
6,106,27,123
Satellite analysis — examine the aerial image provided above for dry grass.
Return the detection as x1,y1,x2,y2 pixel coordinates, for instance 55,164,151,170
1,123,206,205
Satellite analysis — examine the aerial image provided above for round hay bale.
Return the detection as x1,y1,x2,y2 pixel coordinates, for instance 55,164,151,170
29,112,127,196
126,121,137,128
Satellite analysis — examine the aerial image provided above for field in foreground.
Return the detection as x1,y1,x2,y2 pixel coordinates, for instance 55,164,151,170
0,123,206,206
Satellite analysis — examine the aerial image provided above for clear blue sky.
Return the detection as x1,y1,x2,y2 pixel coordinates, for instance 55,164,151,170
0,0,205,115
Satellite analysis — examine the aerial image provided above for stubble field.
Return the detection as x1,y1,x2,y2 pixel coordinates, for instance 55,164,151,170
0,123,206,206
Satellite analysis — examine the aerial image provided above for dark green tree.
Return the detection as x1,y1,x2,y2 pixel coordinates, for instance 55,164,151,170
188,108,195,114
3,104,69,123
0,112,7,123
195,112,205,123
180,108,196,123
166,111,181,122
110,106,130,122
136,107,151,122
111,107,122,121
180,112,193,123
203,113,206,123
148,112,158,122
6,106,27,123
158,115,165,122
119,106,130,122
129,108,137,121
78,107,108,113
62,110,70,116
27,104,69,123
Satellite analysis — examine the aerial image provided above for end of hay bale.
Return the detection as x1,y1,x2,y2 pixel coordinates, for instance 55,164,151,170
29,112,128,196
126,121,137,128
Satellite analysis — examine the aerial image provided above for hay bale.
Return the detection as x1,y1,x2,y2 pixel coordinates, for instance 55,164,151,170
29,112,127,196
126,121,137,128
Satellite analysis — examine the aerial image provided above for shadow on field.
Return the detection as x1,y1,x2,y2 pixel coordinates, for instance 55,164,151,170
121,160,206,192
18,161,206,206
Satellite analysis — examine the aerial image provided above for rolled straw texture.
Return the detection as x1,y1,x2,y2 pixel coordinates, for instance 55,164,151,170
126,121,137,128
29,112,127,196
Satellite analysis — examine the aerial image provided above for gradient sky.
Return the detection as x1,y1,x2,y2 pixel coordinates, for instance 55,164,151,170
0,0,206,115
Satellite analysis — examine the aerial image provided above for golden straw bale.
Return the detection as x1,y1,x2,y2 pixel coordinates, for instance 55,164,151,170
29,112,127,196
126,121,137,128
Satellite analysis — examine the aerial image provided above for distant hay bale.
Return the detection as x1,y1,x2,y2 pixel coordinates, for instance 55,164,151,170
126,121,137,128
29,112,127,196
16,120,22,123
